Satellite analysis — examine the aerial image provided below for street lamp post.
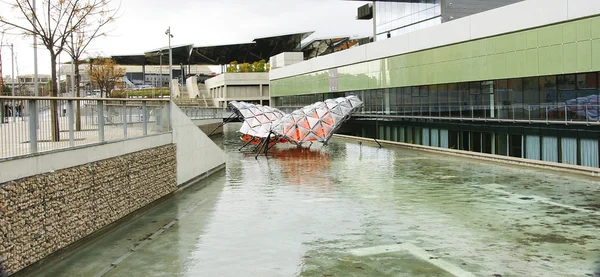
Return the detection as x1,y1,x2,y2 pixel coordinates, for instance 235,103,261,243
9,44,14,97
165,27,173,100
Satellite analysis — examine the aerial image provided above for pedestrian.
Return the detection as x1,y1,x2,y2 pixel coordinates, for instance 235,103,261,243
3,103,10,123
17,102,24,120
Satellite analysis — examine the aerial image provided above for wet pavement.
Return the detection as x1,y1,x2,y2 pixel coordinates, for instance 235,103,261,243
37,124,600,277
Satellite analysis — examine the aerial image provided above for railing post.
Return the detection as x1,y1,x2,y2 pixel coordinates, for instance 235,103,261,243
497,105,501,121
142,101,148,135
586,105,589,125
546,106,549,124
98,101,105,142
68,100,75,146
28,99,38,154
528,105,531,123
564,105,568,124
471,106,474,120
512,105,515,122
123,101,128,138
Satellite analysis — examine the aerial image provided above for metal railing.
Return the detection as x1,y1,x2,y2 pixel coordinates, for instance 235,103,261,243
278,103,600,125
0,96,171,160
178,106,227,120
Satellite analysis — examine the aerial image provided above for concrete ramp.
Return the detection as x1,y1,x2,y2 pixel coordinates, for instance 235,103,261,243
186,76,200,99
170,102,226,186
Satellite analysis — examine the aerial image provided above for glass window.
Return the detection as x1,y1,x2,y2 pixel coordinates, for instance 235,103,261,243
539,76,557,104
557,74,577,103
508,78,523,105
524,77,541,119
411,86,420,97
459,83,470,117
577,73,598,90
575,73,598,120
429,85,438,114
495,80,510,106
469,82,480,95
523,77,539,105
508,78,524,119
448,83,460,117
437,84,448,116
557,74,576,90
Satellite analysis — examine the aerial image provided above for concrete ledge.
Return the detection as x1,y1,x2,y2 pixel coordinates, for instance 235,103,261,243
178,162,226,190
0,133,173,184
334,134,600,177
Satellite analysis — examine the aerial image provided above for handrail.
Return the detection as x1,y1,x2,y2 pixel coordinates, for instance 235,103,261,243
0,97,171,160
0,96,170,101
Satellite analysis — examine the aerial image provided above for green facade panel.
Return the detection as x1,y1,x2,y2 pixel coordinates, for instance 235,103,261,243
593,39,600,71
271,15,600,97
577,40,592,72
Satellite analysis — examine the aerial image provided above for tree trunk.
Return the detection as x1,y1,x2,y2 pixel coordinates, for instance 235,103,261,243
75,60,81,131
49,53,60,142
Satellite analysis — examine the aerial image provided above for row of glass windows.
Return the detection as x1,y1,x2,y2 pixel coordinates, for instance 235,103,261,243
376,17,441,41
359,125,599,168
273,71,600,122
375,0,441,39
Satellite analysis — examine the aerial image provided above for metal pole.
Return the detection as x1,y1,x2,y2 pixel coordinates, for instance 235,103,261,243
166,27,173,100
33,0,39,97
159,51,163,97
10,44,15,96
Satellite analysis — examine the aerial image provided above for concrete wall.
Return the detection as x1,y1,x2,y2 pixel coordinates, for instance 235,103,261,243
206,73,269,87
171,103,226,186
0,145,177,275
0,133,172,184
185,76,200,98
193,119,224,136
269,52,304,70
171,80,181,98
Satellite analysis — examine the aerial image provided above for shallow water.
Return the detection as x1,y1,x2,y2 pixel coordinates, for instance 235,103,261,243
38,124,600,277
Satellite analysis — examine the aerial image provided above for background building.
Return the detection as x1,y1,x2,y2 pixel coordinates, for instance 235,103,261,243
271,0,600,168
356,0,523,41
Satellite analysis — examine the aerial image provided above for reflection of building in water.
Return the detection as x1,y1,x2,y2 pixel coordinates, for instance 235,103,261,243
272,147,333,189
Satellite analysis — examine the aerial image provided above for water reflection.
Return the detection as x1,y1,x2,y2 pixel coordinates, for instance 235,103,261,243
36,123,600,277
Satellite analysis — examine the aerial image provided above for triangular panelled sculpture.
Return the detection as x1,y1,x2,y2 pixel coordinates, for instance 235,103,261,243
228,96,363,154
229,101,286,145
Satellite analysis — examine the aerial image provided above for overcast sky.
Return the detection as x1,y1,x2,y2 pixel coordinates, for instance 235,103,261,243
0,0,372,76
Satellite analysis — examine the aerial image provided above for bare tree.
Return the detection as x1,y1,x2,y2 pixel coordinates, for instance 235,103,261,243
64,4,118,130
0,0,117,141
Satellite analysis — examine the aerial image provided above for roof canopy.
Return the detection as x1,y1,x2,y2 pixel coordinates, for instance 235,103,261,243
110,31,313,66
